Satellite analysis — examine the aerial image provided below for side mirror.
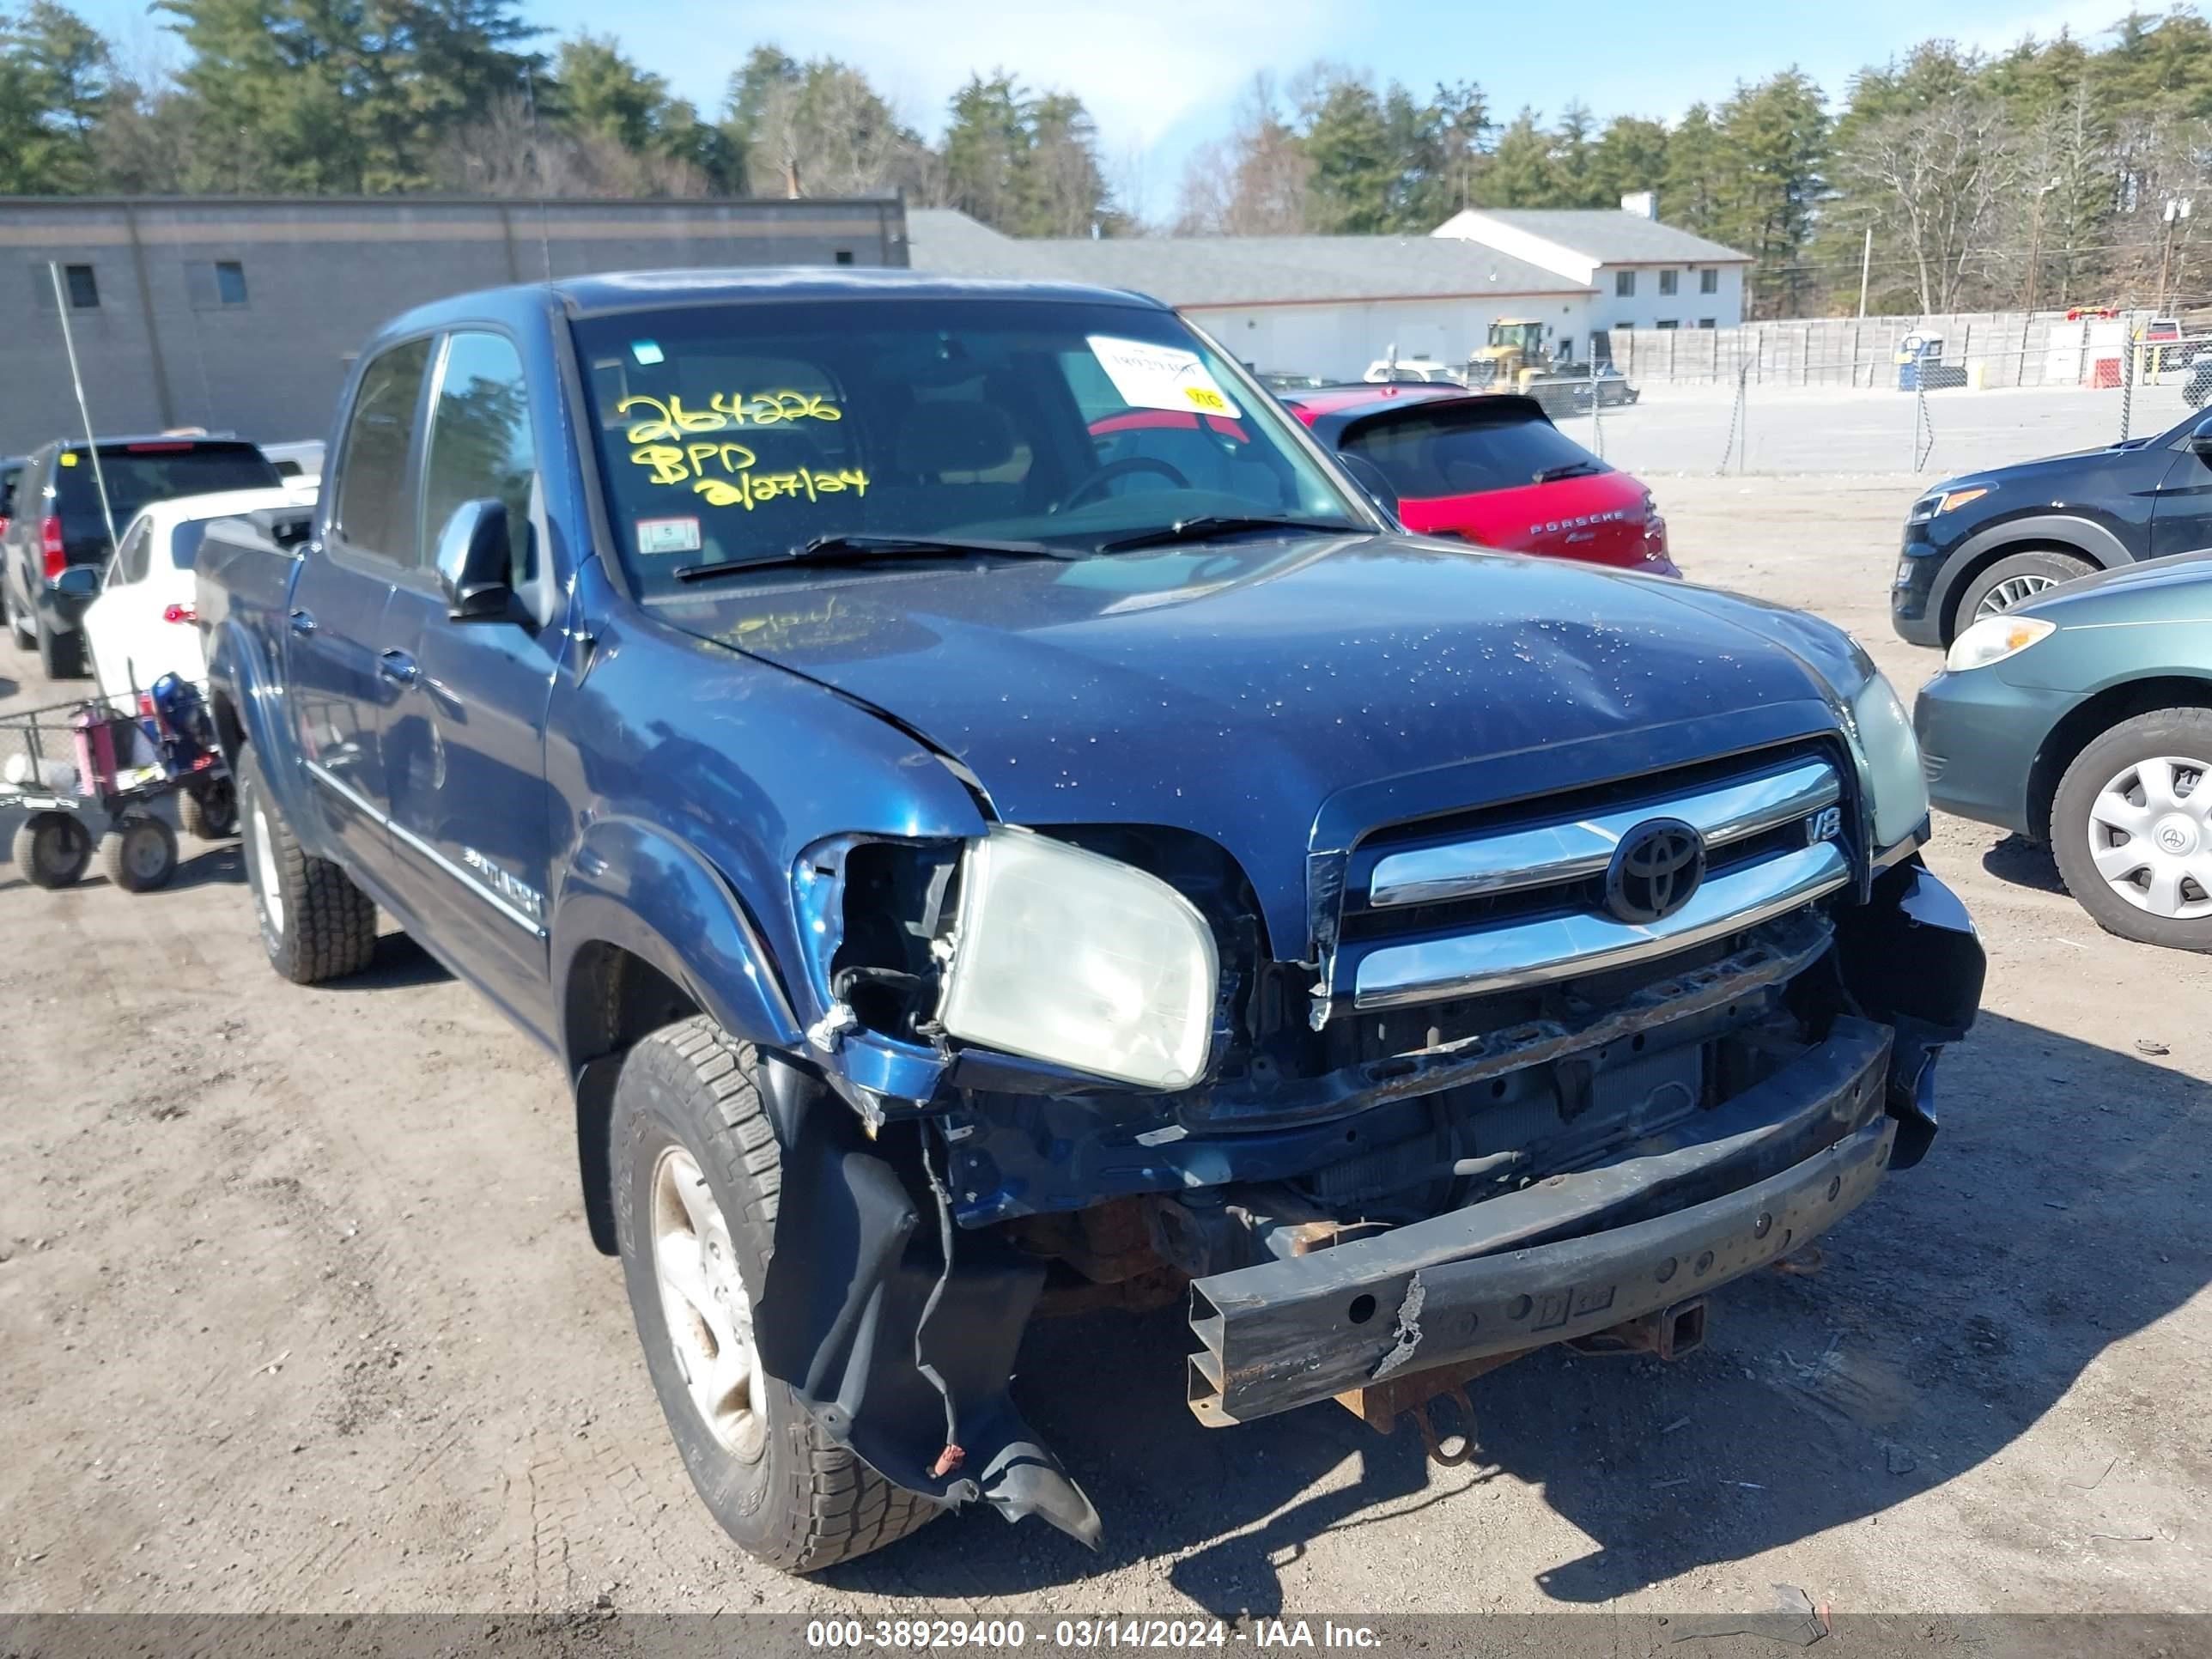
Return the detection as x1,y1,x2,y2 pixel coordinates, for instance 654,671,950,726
52,564,99,600
434,499,521,624
1336,453,1401,521
2191,417,2212,459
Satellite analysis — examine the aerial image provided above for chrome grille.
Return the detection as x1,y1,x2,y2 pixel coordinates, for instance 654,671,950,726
1335,748,1852,1012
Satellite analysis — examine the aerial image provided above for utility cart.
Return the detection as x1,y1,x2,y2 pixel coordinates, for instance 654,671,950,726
0,679,234,892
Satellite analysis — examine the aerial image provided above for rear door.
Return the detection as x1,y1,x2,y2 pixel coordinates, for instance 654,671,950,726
84,513,156,699
375,329,561,1026
287,336,434,887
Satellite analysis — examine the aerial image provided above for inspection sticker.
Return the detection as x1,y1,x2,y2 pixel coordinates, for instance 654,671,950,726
635,516,702,555
1087,335,1242,418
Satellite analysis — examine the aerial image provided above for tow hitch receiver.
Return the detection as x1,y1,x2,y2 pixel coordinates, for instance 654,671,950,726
1566,1297,1707,1361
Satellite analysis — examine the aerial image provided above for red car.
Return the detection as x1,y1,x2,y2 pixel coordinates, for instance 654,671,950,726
1281,385,1677,575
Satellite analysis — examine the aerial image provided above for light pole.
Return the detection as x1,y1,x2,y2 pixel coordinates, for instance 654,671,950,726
2024,176,2059,312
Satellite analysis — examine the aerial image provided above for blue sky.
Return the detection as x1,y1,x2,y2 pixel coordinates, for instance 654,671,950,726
88,0,2168,218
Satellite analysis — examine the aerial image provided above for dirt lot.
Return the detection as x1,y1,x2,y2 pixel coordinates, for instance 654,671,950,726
3,472,2209,1620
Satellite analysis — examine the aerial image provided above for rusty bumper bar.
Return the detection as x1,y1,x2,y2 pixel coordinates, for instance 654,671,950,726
1186,1018,1897,1425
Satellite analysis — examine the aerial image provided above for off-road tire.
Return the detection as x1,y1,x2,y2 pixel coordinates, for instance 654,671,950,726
1953,550,2094,638
34,612,86,680
612,1017,937,1571
2050,707,2212,953
12,811,92,888
102,815,178,893
180,777,238,842
237,745,378,983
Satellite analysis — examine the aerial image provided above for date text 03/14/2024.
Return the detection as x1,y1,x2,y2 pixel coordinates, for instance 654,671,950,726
803,1620,1384,1650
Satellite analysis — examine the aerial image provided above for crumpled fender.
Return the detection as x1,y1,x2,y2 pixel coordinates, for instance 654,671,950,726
752,1054,1101,1546
1833,859,1985,1170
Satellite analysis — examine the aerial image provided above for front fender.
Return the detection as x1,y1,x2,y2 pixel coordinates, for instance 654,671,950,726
552,813,805,1066
1931,512,2133,625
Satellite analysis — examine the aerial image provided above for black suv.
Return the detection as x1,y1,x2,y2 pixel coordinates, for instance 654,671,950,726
1892,407,2212,647
3,436,280,678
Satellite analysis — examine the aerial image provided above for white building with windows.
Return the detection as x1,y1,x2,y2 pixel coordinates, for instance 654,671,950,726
1431,195,1752,357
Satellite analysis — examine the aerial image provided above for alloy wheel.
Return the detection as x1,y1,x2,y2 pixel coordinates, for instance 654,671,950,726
649,1146,769,1461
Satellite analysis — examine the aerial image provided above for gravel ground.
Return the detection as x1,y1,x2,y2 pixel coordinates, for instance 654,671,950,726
3,473,2209,1620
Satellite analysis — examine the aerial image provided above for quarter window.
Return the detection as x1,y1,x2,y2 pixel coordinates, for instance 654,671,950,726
419,331,538,580
113,519,154,585
334,338,434,565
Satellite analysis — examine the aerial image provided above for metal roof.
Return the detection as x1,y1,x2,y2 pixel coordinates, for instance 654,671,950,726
1454,210,1751,265
907,209,1590,307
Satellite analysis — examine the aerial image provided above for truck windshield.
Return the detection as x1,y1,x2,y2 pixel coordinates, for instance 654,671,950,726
570,297,1364,598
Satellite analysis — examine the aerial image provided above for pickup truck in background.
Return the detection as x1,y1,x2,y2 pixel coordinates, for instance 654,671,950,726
197,270,1985,1572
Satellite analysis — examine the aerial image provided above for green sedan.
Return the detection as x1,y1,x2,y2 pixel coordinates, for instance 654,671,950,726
1915,550,2212,951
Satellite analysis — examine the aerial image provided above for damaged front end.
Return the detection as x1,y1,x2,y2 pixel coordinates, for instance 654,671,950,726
756,740,1984,1547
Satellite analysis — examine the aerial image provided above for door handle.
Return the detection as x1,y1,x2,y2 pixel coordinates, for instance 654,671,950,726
288,608,316,635
378,648,419,687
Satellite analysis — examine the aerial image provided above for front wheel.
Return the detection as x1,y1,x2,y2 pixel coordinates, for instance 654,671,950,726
613,1018,936,1571
1954,549,2094,636
2051,708,2212,951
236,746,378,982
103,816,179,892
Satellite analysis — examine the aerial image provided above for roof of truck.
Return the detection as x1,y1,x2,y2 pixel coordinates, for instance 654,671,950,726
550,267,1170,317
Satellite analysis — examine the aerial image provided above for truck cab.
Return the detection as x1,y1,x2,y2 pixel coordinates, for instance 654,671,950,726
196,270,1984,1574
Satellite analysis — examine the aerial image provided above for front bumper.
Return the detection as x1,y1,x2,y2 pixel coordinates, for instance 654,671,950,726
1914,669,2081,839
1890,527,1955,647
1188,1016,1896,1425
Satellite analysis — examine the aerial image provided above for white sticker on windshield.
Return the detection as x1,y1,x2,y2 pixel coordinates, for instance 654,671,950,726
1087,335,1242,419
635,516,702,556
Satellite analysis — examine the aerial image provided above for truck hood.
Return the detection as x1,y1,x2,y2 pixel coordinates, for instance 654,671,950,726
659,532,1854,954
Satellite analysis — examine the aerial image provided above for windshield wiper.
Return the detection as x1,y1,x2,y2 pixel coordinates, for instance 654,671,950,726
675,532,1074,583
1532,461,1605,483
1097,515,1363,555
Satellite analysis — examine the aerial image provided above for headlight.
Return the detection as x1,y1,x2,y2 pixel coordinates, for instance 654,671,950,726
936,828,1218,1089
1945,614,2056,673
1908,485,1990,523
1845,665,1929,849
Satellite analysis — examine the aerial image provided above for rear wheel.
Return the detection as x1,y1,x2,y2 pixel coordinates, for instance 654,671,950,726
5,585,33,650
180,776,238,842
12,811,92,888
34,612,86,680
2051,708,2212,952
237,746,378,982
1954,550,2094,635
103,816,178,893
613,1018,936,1571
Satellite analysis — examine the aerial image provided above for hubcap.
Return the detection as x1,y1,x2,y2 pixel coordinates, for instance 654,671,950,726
649,1146,768,1460
1976,573,2059,616
2086,754,2212,920
249,799,284,934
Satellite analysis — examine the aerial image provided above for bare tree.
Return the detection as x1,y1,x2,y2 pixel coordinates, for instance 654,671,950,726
1173,75,1311,234
432,94,709,198
1836,89,2021,313
744,65,936,199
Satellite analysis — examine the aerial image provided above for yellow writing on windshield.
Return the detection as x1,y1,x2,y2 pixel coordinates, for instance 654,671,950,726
631,441,759,486
618,390,842,444
695,468,870,510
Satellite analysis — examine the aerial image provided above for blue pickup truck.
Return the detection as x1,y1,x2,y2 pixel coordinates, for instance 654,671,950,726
196,270,1984,1571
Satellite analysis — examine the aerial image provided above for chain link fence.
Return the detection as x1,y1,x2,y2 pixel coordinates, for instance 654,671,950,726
1576,315,2212,478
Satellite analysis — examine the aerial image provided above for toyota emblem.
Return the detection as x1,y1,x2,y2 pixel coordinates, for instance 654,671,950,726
1606,818,1707,925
